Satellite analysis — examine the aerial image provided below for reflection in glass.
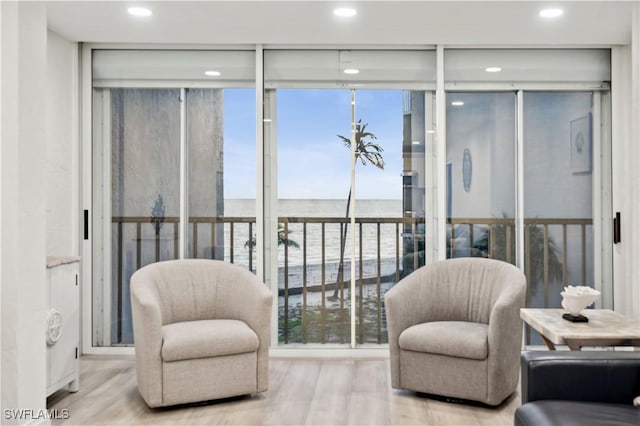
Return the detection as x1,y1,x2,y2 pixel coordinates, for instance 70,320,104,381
446,92,517,263
187,89,256,271
523,92,594,309
110,89,181,345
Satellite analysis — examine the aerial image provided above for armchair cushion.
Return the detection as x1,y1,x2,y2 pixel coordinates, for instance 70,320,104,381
399,321,488,360
161,319,259,362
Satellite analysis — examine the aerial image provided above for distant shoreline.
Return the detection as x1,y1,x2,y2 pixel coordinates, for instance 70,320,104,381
276,257,400,292
278,271,399,297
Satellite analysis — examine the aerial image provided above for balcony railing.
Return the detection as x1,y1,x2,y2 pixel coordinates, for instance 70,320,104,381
277,216,423,344
111,215,592,345
448,217,593,305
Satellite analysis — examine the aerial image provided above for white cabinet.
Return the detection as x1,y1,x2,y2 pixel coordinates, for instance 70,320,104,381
46,256,80,396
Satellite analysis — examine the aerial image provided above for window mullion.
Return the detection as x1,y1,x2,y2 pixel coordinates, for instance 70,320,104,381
179,88,188,259
516,90,525,270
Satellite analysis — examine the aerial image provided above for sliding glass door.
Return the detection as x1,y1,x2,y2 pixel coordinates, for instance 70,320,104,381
443,50,611,340
88,47,612,350
91,50,255,346
523,92,595,310
264,50,435,346
445,92,517,262
187,88,257,270
104,88,181,345
445,91,599,293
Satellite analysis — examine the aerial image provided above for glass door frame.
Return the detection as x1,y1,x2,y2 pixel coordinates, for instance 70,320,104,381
82,44,612,354
263,87,434,349
83,46,257,353
440,86,613,309
261,48,436,350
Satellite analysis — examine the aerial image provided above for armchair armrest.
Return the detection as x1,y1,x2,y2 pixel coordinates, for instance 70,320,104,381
485,287,525,404
488,284,525,353
521,351,640,405
130,275,164,407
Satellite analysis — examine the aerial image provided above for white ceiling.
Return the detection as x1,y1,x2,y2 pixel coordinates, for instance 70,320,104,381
46,0,634,47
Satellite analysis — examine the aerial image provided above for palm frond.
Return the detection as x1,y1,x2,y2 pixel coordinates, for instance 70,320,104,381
337,119,385,170
277,224,300,248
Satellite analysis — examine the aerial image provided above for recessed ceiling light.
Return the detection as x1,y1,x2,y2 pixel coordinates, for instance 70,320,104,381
426,130,436,134
127,7,152,17
334,8,357,17
343,69,360,75
204,70,221,77
412,141,421,145
539,8,563,18
451,101,464,106
263,118,273,123
485,67,502,73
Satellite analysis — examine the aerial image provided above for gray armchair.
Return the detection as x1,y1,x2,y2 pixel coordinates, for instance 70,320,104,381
130,259,272,407
385,257,526,405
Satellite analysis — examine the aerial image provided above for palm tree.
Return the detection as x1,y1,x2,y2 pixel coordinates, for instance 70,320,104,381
329,119,385,300
245,224,300,250
277,224,300,248
472,214,563,299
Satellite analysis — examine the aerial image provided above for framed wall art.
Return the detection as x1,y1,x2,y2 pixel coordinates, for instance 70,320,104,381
570,114,592,175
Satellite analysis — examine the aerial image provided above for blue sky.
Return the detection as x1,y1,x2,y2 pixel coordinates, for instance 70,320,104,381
224,89,403,200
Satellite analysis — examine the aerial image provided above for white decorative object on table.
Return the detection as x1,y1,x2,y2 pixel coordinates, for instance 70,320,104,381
561,285,600,316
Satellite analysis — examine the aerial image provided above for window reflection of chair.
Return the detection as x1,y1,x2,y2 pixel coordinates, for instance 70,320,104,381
385,257,526,405
130,259,272,407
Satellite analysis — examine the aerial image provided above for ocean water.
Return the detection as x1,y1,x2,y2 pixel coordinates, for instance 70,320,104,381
221,198,406,288
224,198,402,218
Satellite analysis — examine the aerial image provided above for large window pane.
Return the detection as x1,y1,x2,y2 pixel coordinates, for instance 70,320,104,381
265,49,434,345
355,89,428,344
446,92,517,262
187,89,256,270
275,88,354,344
109,89,181,345
523,92,594,308
92,50,255,348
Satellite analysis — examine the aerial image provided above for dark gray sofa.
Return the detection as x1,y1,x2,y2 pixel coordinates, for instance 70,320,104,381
515,351,640,426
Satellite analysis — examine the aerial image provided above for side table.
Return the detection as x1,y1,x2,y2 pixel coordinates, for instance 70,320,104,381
520,308,640,350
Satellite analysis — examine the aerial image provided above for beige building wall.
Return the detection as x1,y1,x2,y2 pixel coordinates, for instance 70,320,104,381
109,88,224,343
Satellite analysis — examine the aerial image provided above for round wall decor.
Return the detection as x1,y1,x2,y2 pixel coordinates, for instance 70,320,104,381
462,148,472,192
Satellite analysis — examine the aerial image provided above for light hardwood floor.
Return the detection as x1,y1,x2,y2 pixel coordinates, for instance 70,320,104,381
47,355,519,426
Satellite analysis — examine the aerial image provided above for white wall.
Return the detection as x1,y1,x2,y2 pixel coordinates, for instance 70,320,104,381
612,3,640,321
1,2,49,424
47,30,79,257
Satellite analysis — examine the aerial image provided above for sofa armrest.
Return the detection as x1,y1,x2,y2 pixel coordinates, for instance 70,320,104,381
521,351,640,405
